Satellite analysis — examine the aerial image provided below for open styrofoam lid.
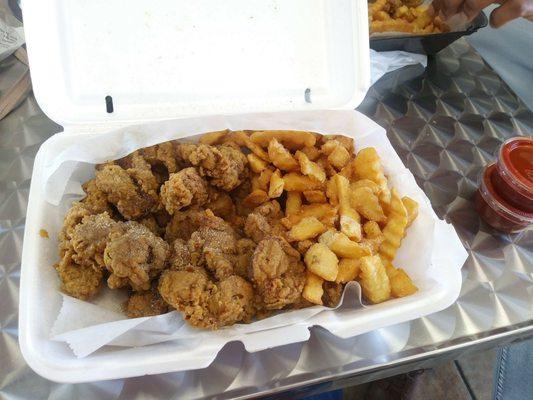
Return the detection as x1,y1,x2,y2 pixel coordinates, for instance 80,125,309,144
22,0,369,126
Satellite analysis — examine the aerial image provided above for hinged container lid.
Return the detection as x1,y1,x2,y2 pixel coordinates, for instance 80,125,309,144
22,0,370,126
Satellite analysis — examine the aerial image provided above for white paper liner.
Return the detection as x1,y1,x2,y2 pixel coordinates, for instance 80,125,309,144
370,49,427,86
38,110,467,361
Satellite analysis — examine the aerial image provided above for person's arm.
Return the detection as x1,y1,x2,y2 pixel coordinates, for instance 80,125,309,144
432,0,533,27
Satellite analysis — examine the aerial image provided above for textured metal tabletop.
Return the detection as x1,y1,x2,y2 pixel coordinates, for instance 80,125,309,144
1,39,532,399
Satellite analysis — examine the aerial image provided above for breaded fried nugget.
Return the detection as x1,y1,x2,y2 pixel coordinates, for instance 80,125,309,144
70,212,120,269
176,143,248,191
188,211,244,280
158,270,254,329
206,186,236,220
95,164,158,220
104,222,170,291
250,236,305,310
164,207,207,243
80,179,114,215
55,249,103,300
58,202,92,256
124,285,170,318
244,201,286,243
139,141,178,177
322,281,344,308
160,167,209,215
169,239,193,271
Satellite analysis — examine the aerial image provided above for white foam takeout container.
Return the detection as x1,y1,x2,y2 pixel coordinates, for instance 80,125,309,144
18,0,466,383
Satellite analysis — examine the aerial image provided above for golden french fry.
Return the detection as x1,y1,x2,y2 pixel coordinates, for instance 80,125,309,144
243,189,269,208
250,130,316,149
199,129,229,145
252,168,274,192
351,179,380,195
381,257,417,297
303,190,327,203
326,178,338,206
328,146,350,170
336,258,361,283
282,172,324,192
286,191,302,216
358,255,391,304
352,147,391,204
301,145,320,161
295,150,326,183
268,139,300,171
304,243,339,281
303,271,324,305
319,230,371,259
363,220,382,239
247,153,268,173
340,202,362,241
318,157,337,178
323,135,354,152
231,131,269,161
379,189,408,261
334,174,362,241
339,161,354,180
287,217,327,242
351,186,386,223
381,256,396,278
402,196,419,228
320,208,339,227
361,221,385,253
268,169,284,198
320,140,341,155
390,268,418,297
281,203,338,228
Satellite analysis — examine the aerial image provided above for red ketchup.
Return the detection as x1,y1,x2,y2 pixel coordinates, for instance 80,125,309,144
475,137,533,233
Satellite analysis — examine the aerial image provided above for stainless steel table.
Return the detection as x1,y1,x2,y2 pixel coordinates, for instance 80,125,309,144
1,39,531,399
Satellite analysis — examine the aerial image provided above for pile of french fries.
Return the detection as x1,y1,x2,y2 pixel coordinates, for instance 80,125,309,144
200,130,419,306
369,0,449,35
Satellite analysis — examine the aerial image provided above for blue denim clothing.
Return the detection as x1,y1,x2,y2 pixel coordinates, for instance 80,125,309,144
492,339,533,400
302,389,343,400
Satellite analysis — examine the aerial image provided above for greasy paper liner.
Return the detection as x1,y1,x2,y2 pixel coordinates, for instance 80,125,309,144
20,110,467,381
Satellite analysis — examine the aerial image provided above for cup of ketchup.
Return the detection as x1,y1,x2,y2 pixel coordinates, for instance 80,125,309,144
475,137,533,233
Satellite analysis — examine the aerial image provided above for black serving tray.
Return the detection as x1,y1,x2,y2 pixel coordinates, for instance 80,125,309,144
369,12,488,55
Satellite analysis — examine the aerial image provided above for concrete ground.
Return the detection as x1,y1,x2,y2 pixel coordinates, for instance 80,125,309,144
343,349,496,400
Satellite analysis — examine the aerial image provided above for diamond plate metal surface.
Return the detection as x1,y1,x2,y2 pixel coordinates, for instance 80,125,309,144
1,39,532,399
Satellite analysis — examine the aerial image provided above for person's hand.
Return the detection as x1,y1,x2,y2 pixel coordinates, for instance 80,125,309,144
432,0,533,28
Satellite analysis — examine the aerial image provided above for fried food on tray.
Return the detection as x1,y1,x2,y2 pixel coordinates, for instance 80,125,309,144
124,284,170,318
359,255,391,304
70,212,120,269
244,200,285,243
368,0,449,35
95,163,158,220
304,243,339,282
54,128,420,329
55,249,104,300
80,179,114,215
104,222,170,291
164,207,206,243
322,281,344,308
303,271,324,305
160,167,209,215
159,270,255,329
251,236,306,310
188,211,247,280
379,189,408,261
176,143,248,191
